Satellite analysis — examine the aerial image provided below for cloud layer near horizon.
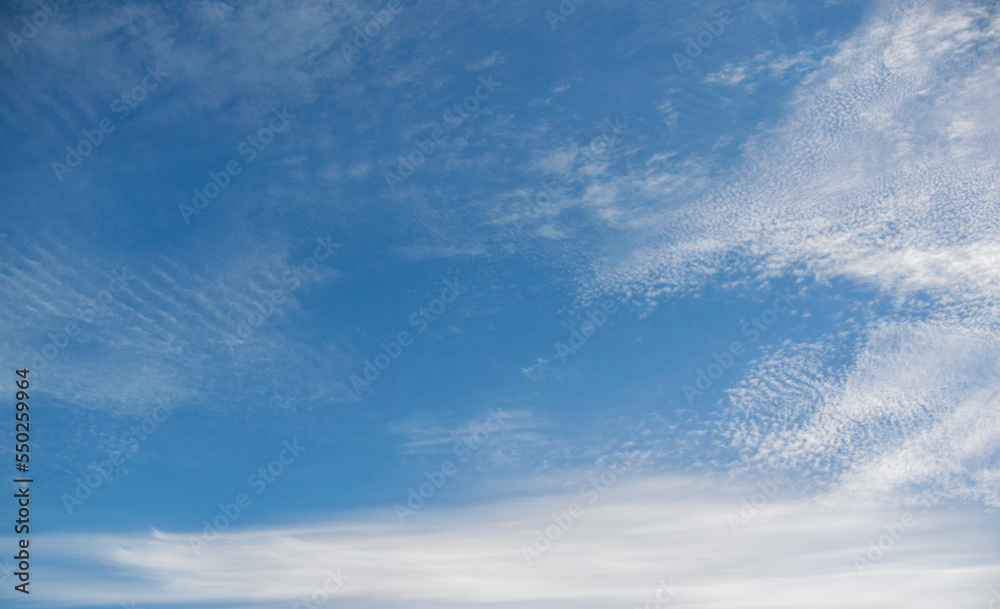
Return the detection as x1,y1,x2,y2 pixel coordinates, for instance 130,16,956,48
24,474,1000,608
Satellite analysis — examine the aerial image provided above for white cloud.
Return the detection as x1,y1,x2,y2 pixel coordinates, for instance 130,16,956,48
22,474,1000,608
548,0,1000,506
0,231,349,418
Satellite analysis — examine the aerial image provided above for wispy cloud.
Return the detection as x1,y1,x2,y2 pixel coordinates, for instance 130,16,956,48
22,474,1000,608
548,0,1000,506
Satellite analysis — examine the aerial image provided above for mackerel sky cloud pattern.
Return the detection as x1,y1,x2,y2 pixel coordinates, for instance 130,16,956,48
1,0,999,607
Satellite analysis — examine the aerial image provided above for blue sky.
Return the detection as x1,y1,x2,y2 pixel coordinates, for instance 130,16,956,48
2,0,1000,607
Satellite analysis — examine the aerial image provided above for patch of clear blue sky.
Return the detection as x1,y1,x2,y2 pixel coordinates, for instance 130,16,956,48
0,0,869,539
